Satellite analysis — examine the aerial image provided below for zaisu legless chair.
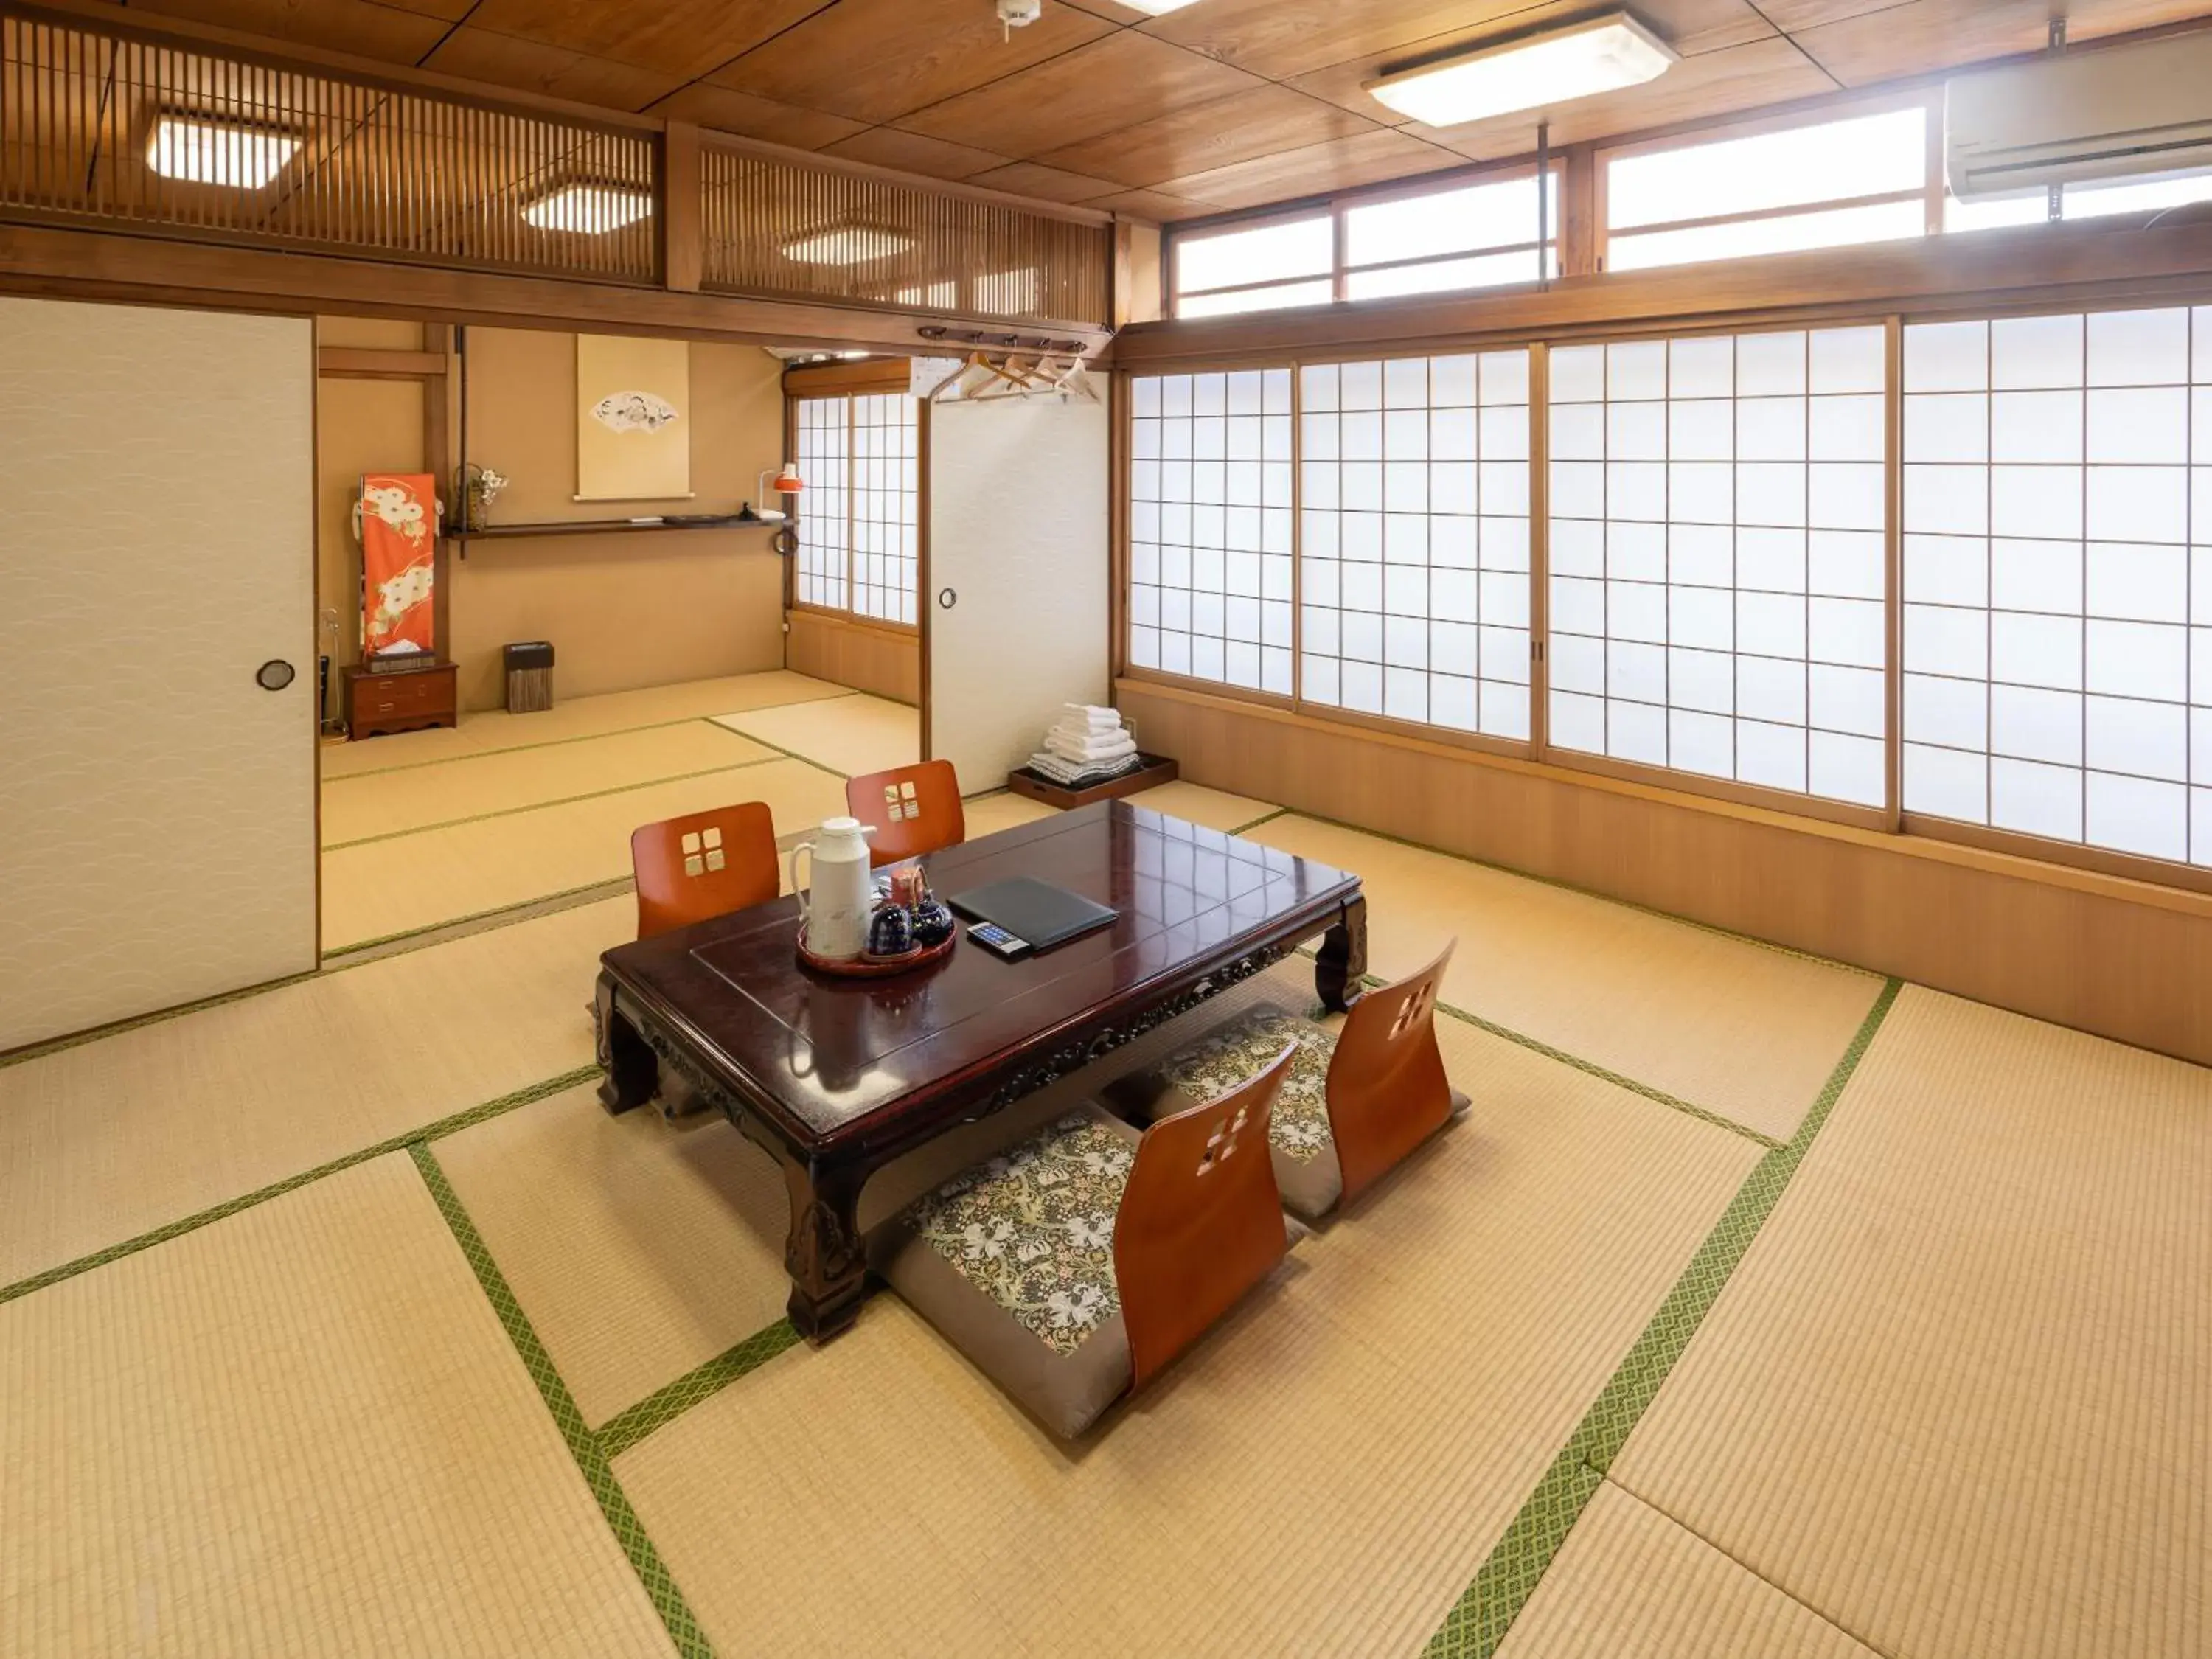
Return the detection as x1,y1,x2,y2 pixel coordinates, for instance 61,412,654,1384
868,1048,1301,1439
846,759,964,868
1106,942,1466,1222
629,801,780,940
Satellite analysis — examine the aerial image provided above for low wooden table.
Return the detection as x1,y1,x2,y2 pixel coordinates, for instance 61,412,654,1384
594,801,1366,1343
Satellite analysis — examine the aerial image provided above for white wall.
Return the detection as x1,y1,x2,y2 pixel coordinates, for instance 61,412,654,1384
925,394,1110,790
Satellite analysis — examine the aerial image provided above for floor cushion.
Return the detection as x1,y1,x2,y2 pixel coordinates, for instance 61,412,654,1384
868,1106,1143,1439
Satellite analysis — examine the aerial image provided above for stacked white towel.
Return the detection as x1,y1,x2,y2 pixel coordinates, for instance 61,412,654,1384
1026,703,1142,785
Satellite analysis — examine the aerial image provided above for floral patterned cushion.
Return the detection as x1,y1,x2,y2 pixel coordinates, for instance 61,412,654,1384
1155,1008,1338,1165
904,1112,1136,1357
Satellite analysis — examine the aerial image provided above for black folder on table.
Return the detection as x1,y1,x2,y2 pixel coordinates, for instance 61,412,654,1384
947,877,1118,951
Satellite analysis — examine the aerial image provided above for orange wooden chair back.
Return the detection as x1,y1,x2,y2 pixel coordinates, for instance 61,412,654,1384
630,801,779,939
1323,940,1458,1203
1114,1046,1295,1390
846,759,965,868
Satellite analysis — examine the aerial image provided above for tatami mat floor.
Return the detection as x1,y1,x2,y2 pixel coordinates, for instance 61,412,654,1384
4,672,2205,1656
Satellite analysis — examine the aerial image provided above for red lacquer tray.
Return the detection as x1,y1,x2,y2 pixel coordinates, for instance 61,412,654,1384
795,925,956,979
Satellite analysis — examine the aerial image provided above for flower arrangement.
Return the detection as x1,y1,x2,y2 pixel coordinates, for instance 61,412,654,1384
458,462,509,531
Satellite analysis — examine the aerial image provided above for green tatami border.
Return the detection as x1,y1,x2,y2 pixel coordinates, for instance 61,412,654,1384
323,751,787,849
1423,976,1903,1659
320,685,857,782
597,1320,802,1461
412,1143,713,1659
0,1064,599,1309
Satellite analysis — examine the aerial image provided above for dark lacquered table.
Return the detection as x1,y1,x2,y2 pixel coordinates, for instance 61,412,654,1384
593,801,1366,1343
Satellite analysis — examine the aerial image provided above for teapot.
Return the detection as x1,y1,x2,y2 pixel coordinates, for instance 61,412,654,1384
787,816,876,960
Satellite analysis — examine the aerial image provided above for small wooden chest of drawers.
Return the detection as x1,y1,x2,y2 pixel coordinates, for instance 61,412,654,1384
343,662,458,741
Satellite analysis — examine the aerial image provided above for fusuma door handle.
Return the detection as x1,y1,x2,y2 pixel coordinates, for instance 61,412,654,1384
256,660,296,691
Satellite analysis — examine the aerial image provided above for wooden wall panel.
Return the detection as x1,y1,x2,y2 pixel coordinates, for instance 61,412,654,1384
1119,678,2212,1070
784,609,919,705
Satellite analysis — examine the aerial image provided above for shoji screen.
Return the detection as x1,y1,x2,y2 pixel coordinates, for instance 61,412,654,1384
793,395,849,611
1547,326,1889,807
1300,352,1533,739
849,392,919,625
1127,369,1295,694
1902,307,2211,866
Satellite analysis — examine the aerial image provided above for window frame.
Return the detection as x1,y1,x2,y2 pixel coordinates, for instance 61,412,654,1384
1116,291,2212,900
1593,90,1944,276
782,361,925,634
1169,161,1563,322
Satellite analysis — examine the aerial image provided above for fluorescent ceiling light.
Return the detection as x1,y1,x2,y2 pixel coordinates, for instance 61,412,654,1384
782,223,917,265
146,114,299,189
1366,12,1676,128
521,183,653,234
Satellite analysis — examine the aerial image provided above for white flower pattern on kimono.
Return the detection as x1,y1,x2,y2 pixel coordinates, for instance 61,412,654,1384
906,1113,1134,1356
1156,1007,1337,1164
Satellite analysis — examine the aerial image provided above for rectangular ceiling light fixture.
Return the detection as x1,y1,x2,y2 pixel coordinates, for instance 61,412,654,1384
1366,11,1676,128
146,114,299,189
781,223,918,265
521,182,653,234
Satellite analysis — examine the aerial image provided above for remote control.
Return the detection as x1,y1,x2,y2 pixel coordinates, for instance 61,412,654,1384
966,921,1032,960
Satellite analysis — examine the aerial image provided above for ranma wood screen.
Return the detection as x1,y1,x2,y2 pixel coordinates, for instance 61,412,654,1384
0,3,656,281
699,143,1111,330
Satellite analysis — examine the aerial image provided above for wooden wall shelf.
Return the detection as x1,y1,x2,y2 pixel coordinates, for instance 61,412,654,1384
448,516,786,543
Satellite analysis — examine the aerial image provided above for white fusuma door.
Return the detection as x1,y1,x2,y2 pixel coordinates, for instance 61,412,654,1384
0,298,318,1051
926,394,1110,787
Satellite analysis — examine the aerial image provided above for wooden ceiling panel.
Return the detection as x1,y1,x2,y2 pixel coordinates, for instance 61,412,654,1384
1287,0,1793,128
822,126,1009,181
708,0,1116,126
648,83,867,150
1140,0,1771,83
1408,34,1841,162
1085,185,1225,219
1150,127,1468,214
126,0,453,66
897,30,1266,157
1793,0,2212,86
1034,83,1388,189
459,0,825,80
963,161,1120,204
421,27,682,112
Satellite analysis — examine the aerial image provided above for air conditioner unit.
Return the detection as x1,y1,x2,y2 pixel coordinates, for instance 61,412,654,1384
1947,31,2212,201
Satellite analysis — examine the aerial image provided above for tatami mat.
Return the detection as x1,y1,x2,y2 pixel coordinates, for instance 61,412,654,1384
1121,779,1281,831
320,669,840,779
0,1154,675,1658
712,692,917,779
959,790,1062,838
612,977,1761,1656
321,720,775,846
0,897,627,1293
1497,1483,1879,1659
1610,986,2212,1659
1246,815,1884,1142
321,757,847,950
435,1082,792,1429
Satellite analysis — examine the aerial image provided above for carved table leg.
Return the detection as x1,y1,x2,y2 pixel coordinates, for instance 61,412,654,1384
782,1159,869,1344
1314,894,1368,1013
595,972,659,1116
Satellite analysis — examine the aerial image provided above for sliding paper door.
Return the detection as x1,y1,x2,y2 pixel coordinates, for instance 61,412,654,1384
927,394,1110,788
0,297,317,1051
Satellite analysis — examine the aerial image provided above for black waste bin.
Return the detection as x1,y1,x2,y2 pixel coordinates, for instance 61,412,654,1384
504,640,555,713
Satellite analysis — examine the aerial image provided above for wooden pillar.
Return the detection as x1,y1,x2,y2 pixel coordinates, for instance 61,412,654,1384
661,121,703,294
